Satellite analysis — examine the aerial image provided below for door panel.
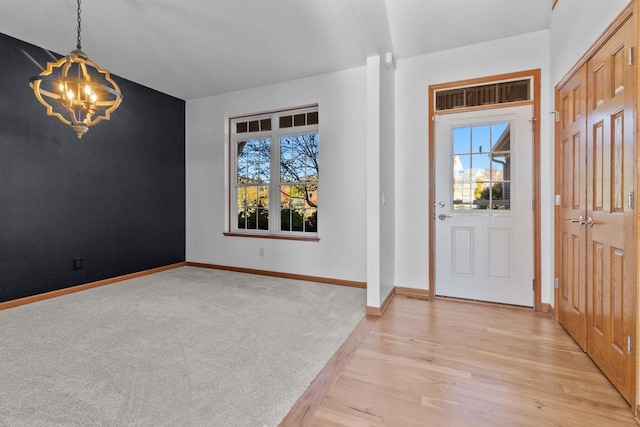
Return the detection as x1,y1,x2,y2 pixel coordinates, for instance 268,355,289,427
556,13,637,406
434,106,533,307
586,16,636,404
557,65,587,349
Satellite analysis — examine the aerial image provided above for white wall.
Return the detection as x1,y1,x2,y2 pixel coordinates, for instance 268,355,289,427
186,0,631,308
549,0,631,85
366,55,396,308
380,56,396,302
186,67,368,283
394,30,553,303
366,56,381,307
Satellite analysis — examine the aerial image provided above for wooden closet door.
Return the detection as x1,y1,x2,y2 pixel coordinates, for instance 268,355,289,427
585,16,637,404
557,66,587,350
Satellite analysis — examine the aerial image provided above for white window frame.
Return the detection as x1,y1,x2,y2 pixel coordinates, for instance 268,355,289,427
228,105,319,239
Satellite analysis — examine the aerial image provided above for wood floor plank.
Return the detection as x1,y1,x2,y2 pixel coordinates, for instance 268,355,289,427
279,314,379,427
281,296,637,426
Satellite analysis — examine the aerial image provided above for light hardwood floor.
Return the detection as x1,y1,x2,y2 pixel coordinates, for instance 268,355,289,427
281,296,637,426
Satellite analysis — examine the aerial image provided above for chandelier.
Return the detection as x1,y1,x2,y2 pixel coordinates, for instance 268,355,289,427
29,0,123,138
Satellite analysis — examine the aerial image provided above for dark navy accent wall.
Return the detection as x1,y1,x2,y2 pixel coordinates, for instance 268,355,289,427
0,33,186,303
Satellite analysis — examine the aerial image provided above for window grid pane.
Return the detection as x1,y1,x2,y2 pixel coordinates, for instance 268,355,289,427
236,185,269,230
237,139,270,184
280,184,318,232
280,134,319,183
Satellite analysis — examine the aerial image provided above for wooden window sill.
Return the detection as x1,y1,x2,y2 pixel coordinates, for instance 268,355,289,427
223,232,320,242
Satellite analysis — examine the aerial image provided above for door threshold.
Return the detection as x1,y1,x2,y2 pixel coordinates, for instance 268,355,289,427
434,295,534,311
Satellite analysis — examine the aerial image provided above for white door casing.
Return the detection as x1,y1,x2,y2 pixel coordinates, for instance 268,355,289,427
434,105,534,307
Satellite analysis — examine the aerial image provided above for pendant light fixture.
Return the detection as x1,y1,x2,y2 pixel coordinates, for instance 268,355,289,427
30,0,123,138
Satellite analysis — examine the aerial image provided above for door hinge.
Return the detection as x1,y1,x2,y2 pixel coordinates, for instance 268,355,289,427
554,111,560,123
554,278,559,289
627,335,633,354
554,195,561,206
629,47,634,66
532,279,535,291
529,117,537,131
628,191,634,210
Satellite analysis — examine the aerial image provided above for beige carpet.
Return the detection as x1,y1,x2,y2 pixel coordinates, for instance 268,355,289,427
0,266,365,426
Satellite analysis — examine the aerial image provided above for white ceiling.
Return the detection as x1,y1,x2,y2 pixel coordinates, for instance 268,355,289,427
0,0,553,100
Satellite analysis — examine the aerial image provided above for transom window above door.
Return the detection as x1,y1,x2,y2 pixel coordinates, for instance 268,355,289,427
435,78,531,111
452,122,512,211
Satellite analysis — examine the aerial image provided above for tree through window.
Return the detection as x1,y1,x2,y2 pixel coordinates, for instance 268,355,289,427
231,106,319,236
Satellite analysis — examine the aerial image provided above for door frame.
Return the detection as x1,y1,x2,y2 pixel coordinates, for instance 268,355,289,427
428,69,542,311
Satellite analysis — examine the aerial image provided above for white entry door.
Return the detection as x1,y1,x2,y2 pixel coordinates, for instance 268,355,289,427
434,105,533,307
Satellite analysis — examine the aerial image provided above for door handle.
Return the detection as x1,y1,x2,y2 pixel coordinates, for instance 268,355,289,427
586,216,598,228
438,214,452,220
566,216,584,225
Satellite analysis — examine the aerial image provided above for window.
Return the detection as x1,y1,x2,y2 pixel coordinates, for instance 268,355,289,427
435,79,531,112
230,106,319,237
452,122,511,211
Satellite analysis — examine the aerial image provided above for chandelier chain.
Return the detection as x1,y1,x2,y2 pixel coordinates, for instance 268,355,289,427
76,0,82,49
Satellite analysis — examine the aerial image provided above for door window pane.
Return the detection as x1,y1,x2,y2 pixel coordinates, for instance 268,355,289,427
453,183,471,210
471,154,490,179
493,182,511,210
491,123,510,149
451,122,512,211
473,182,491,210
453,155,469,184
453,127,470,154
471,125,490,153
491,156,506,181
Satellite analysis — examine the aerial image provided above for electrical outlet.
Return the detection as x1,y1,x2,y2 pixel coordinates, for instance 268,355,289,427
73,258,83,270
